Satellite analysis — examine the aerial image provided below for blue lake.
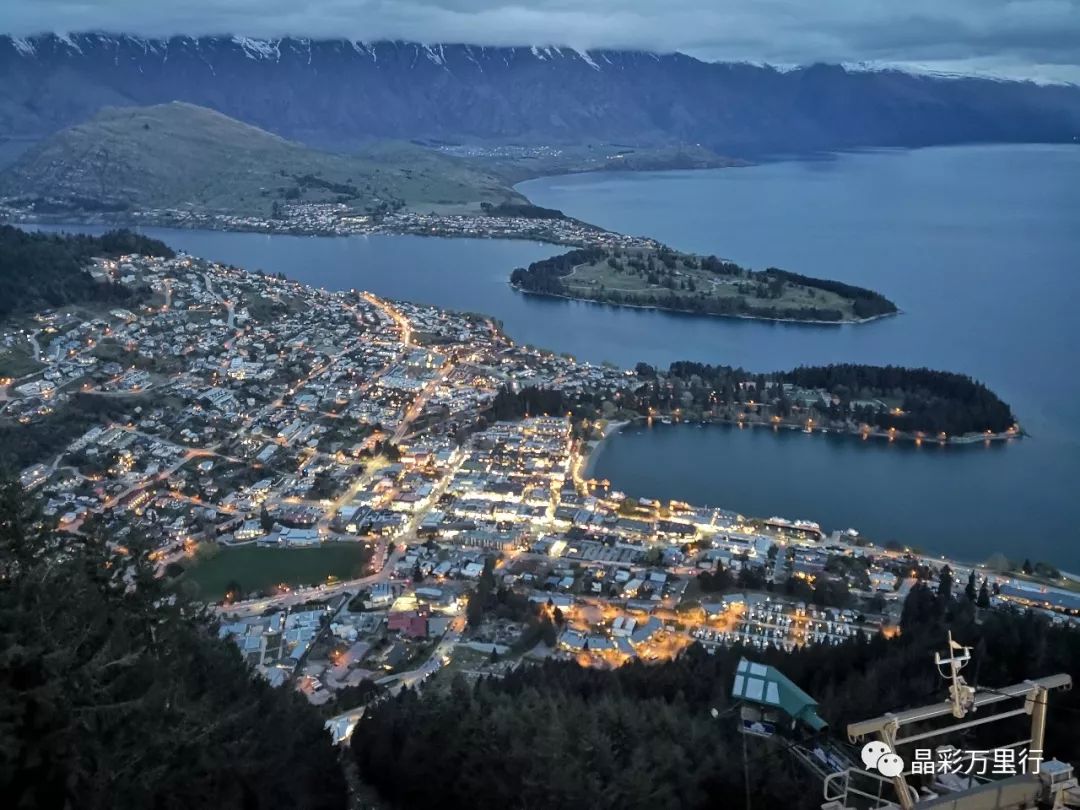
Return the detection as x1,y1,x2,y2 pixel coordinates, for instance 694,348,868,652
520,144,1080,567
25,144,1080,566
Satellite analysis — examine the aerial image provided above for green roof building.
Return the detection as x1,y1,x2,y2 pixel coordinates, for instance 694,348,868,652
731,657,827,732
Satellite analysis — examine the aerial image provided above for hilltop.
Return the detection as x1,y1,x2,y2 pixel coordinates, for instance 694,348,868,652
2,35,1080,157
0,102,526,219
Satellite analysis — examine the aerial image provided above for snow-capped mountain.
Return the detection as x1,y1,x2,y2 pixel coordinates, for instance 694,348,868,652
2,33,1079,155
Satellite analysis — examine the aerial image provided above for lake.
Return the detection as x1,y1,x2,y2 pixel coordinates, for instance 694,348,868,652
24,144,1080,566
521,144,1080,567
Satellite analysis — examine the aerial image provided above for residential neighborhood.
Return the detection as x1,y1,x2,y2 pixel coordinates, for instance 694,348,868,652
2,248,1076,742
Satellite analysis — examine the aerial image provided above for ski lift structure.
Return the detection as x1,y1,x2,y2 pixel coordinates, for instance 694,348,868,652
726,636,1079,810
823,633,1077,810
730,657,827,739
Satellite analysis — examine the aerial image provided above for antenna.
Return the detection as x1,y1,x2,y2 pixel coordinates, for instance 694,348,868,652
934,631,975,719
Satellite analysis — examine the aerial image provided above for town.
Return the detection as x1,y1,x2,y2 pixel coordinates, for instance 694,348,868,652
2,248,1076,746
0,197,661,250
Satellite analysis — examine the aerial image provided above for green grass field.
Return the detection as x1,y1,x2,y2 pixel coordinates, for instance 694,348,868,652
183,543,372,600
0,346,41,378
565,249,858,319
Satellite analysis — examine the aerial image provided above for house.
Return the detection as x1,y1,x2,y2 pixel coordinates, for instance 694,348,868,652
364,582,393,608
868,571,898,592
558,629,586,651
404,615,428,639
388,611,429,638
280,527,320,547
630,617,663,646
611,616,637,637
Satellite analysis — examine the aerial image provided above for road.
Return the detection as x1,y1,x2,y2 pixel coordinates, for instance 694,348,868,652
27,331,43,362
376,618,465,693
391,358,456,443
202,271,236,329
323,615,465,743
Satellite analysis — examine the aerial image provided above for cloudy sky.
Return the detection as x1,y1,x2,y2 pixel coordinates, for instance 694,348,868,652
3,0,1079,83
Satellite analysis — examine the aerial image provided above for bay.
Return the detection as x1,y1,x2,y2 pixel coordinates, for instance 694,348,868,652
521,145,1080,567
23,144,1080,565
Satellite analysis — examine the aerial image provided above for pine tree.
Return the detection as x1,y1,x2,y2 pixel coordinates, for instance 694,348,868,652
0,481,347,809
965,570,978,601
937,565,954,601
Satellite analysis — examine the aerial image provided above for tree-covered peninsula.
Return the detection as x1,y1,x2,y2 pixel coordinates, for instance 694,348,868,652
487,362,1018,441
510,247,898,323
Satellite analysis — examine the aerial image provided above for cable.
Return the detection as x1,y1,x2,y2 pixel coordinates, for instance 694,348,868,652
742,729,752,810
969,683,1080,716
739,728,832,769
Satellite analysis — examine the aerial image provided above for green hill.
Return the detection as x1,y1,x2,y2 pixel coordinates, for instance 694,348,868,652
0,102,525,218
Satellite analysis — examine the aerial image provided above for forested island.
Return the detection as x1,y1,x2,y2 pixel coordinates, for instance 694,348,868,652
489,362,1018,441
0,226,173,320
510,247,898,323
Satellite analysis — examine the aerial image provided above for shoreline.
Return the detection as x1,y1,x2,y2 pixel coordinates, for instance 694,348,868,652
582,419,629,479
3,213,582,246
11,215,899,327
579,418,1048,575
509,282,900,326
584,414,1022,456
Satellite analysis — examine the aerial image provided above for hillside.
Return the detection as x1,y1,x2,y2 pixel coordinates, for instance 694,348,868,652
0,484,348,809
0,225,173,320
2,35,1080,157
350,590,1080,810
0,101,525,218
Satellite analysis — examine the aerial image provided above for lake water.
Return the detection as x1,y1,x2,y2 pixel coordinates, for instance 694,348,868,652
519,144,1080,567
24,144,1080,566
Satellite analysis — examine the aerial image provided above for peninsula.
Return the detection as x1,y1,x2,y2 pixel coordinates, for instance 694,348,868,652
5,227,1067,810
510,246,898,323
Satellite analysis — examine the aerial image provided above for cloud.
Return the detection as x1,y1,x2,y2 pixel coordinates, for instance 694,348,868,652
2,0,1079,82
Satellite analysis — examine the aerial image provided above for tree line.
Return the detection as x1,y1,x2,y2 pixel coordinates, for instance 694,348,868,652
631,362,1016,436
0,226,174,320
762,268,896,318
509,248,606,295
782,364,1016,434
0,483,347,809
351,583,1080,810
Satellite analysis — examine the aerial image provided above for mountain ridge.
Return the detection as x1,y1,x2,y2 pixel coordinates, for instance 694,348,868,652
2,33,1080,156
0,101,525,218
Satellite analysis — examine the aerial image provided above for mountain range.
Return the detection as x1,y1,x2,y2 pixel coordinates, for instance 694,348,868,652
2,33,1079,157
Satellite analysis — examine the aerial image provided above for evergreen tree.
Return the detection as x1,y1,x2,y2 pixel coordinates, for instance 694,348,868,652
965,570,978,601
0,481,347,809
937,565,954,601
351,581,1080,810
